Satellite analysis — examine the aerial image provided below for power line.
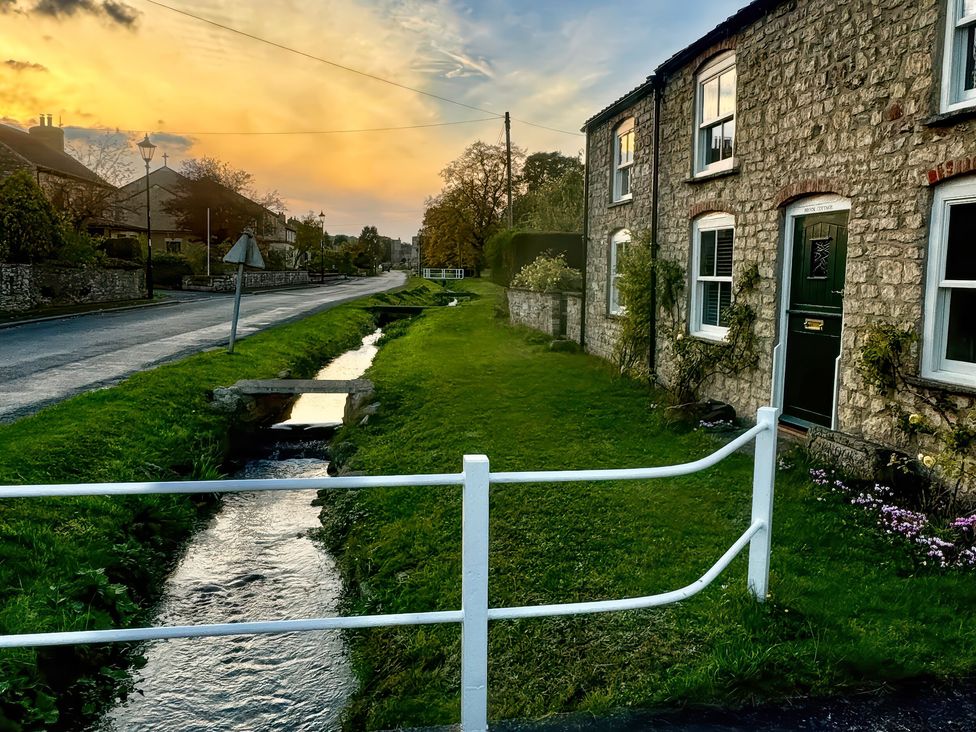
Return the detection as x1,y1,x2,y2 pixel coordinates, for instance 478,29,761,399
143,0,584,138
173,118,499,136
144,0,501,118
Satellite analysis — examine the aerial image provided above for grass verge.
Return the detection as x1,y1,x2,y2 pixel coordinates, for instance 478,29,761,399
0,278,445,731
320,279,976,729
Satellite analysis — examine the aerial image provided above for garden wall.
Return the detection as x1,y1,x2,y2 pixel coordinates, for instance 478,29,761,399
182,270,310,292
507,288,582,344
0,264,145,313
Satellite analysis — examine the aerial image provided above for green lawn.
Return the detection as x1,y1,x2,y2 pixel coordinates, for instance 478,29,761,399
321,279,976,729
0,280,446,731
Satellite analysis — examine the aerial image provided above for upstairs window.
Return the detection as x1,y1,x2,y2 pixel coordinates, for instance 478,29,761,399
942,0,976,112
695,53,736,175
923,178,976,387
691,213,734,339
609,228,631,314
612,119,635,202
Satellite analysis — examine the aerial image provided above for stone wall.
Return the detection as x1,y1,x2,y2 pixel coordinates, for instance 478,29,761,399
0,264,145,313
183,270,310,292
583,0,976,453
507,288,582,343
584,90,655,362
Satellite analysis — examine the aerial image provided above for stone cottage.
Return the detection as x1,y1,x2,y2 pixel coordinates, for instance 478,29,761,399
582,0,976,451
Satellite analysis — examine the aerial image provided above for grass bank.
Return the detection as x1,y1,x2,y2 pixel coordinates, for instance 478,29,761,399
0,279,445,731
320,279,976,729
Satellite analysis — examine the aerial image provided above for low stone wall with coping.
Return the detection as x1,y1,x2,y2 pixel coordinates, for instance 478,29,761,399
507,288,582,344
182,271,310,292
0,263,145,313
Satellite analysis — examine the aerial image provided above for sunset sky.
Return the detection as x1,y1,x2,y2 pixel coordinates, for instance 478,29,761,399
2,0,745,239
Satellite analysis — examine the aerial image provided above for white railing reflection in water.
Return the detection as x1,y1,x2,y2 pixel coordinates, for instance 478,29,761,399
0,407,778,732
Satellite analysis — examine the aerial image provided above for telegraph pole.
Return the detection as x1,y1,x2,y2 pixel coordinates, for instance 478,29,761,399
504,111,513,228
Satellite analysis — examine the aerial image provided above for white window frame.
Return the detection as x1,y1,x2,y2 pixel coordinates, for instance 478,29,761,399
922,177,976,387
611,119,635,202
164,237,182,253
690,213,734,340
609,228,631,315
941,0,976,112
694,52,736,176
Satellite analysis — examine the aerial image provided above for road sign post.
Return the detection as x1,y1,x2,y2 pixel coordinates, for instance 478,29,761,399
222,231,265,354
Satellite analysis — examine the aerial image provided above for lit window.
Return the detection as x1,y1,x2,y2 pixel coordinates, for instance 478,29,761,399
941,0,976,112
923,177,976,386
612,119,635,202
695,53,736,175
609,228,631,314
691,213,734,338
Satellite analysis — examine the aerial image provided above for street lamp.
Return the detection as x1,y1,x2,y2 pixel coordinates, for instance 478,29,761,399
137,134,157,298
318,210,326,281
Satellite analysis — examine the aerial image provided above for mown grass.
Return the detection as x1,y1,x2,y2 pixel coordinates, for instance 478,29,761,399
320,279,976,730
0,278,444,731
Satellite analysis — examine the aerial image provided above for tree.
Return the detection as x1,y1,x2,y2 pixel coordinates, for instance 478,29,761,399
516,164,584,232
53,131,134,230
0,170,64,263
357,225,383,272
520,151,581,193
420,140,524,273
163,157,265,247
292,211,328,264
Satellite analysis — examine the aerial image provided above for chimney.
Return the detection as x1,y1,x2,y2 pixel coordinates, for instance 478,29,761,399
28,113,65,153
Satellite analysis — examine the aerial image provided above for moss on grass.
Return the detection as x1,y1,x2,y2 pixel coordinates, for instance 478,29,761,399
321,279,976,730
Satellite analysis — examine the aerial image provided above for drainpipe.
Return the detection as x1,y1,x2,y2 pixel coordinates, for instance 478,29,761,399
649,75,662,377
580,129,590,348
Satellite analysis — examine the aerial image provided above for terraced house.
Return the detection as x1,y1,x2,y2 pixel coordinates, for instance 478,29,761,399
582,0,976,452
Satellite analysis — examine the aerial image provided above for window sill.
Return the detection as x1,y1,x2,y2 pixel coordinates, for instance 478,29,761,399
608,197,633,209
688,330,728,344
905,373,976,398
685,165,740,185
924,105,976,127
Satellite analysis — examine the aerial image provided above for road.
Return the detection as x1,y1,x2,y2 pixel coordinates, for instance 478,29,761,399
0,272,406,423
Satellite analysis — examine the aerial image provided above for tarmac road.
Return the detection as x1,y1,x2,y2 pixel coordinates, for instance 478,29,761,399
0,272,406,423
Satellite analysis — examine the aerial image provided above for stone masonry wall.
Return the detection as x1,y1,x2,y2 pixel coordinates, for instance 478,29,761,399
654,0,976,443
565,293,582,345
584,92,655,362
183,270,310,292
507,288,562,337
585,0,976,449
0,264,145,313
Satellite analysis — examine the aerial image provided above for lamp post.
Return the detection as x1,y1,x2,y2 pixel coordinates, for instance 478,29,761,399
318,210,326,281
137,134,157,298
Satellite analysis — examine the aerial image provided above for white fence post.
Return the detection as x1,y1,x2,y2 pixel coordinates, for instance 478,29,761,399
461,455,490,731
748,406,778,601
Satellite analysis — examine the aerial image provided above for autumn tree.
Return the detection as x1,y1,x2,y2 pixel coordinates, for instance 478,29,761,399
520,151,581,193
420,140,524,273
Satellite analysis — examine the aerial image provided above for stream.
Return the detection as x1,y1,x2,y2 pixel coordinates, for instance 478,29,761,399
96,330,382,732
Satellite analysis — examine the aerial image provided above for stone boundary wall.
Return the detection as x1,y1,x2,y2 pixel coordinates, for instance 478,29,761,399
183,270,310,292
507,288,582,344
0,264,145,313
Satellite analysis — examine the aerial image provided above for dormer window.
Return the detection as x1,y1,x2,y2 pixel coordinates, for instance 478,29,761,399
941,0,976,112
612,119,634,202
695,52,736,175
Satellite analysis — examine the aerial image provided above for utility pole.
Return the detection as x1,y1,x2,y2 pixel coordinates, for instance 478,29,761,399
504,111,513,228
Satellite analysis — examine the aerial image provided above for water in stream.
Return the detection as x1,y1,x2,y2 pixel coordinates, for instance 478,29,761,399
97,330,382,732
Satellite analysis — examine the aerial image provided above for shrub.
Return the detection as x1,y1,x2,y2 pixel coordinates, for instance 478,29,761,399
0,170,64,263
510,252,581,292
56,228,106,268
100,237,143,262
151,252,193,288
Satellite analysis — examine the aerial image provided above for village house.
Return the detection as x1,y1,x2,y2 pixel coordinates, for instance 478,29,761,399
581,0,976,455
0,116,117,229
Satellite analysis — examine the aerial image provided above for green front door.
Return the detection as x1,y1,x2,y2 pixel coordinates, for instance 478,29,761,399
782,211,849,427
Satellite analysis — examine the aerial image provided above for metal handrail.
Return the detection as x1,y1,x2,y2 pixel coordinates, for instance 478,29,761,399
0,406,779,732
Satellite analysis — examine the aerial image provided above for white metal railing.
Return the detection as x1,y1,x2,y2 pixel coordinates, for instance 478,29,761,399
423,267,465,280
0,407,778,732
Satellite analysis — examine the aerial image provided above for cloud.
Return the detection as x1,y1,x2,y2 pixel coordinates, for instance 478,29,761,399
148,131,195,153
31,0,138,27
4,59,47,71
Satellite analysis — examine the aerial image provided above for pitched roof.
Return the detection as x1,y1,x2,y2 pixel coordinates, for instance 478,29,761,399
0,124,108,186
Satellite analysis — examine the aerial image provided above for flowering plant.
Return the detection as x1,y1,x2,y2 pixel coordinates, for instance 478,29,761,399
810,467,976,569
